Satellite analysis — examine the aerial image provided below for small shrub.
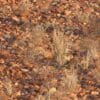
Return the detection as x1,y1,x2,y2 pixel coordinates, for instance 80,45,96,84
63,69,78,92
53,28,66,66
83,39,99,69
22,24,45,61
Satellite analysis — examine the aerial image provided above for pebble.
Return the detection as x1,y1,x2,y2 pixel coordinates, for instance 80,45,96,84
91,91,99,95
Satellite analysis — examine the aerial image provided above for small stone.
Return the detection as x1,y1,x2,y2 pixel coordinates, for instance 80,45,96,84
0,59,4,64
33,0,37,3
12,16,20,23
91,91,99,95
16,91,21,96
49,87,57,94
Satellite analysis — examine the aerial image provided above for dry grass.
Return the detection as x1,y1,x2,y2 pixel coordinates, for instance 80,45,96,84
1,77,13,96
90,40,100,83
87,40,99,60
31,24,44,46
63,68,78,92
81,37,99,69
35,87,56,100
93,64,100,83
26,24,45,60
35,95,45,100
11,0,31,15
52,28,66,66
81,36,100,83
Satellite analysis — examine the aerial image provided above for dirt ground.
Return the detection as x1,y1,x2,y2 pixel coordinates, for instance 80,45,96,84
0,0,100,100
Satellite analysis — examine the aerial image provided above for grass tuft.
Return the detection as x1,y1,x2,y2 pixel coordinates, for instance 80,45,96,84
53,28,66,66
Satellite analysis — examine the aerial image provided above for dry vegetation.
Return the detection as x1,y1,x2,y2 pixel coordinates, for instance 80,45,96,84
0,0,100,100
63,68,78,92
53,28,66,66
